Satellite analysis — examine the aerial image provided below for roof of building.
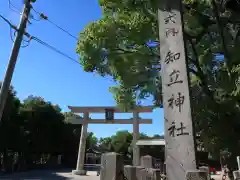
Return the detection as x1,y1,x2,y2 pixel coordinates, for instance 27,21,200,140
86,148,103,154
136,139,165,146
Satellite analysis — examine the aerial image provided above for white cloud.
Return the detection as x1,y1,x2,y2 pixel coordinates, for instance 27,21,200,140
160,131,165,135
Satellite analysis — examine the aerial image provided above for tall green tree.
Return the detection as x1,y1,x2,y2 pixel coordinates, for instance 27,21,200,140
0,85,87,171
0,83,22,171
20,96,65,155
77,0,240,172
99,137,113,151
110,130,133,157
86,132,98,149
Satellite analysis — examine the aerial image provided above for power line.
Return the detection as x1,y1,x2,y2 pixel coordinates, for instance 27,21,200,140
1,14,31,48
8,0,40,22
31,36,80,65
8,0,21,14
0,13,81,66
32,8,78,41
0,14,15,28
8,1,78,40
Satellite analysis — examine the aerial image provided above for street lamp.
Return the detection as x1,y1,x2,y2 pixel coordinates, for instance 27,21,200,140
222,0,240,13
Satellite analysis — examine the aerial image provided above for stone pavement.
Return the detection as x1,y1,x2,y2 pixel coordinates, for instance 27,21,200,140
0,169,229,180
211,172,230,180
0,169,100,180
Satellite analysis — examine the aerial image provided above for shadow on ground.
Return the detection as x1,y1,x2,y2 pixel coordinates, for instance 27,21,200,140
0,169,72,180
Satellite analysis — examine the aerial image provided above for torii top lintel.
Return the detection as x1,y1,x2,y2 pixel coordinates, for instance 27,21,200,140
68,106,155,113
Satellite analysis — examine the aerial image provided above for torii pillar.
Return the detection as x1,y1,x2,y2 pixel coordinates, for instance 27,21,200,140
68,106,153,175
133,111,140,166
72,112,89,175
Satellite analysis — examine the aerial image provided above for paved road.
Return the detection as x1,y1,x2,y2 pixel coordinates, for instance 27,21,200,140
0,169,100,180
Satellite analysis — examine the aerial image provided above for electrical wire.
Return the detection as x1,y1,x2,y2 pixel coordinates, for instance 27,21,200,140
9,26,14,42
1,13,80,65
8,1,78,41
0,14,15,28
8,0,21,14
2,13,159,70
31,36,80,65
2,13,31,48
32,8,78,41
8,0,39,22
43,18,78,40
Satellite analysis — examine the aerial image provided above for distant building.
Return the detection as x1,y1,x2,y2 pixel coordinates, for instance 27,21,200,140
136,139,165,160
136,138,209,164
85,147,107,164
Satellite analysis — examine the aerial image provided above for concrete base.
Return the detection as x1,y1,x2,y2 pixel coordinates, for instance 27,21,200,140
72,169,87,176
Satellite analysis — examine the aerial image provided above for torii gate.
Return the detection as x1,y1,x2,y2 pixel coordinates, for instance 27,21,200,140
68,106,154,175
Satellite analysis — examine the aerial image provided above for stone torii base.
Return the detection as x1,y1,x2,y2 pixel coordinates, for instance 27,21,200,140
67,106,154,176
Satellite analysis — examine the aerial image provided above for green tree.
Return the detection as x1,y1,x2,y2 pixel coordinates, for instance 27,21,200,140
63,112,82,123
0,83,22,172
86,132,98,149
77,0,240,173
19,95,66,169
0,85,86,171
110,130,133,157
99,137,114,151
62,112,82,152
151,134,164,139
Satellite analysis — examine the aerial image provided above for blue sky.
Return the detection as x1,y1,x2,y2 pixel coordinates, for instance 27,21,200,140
0,0,164,138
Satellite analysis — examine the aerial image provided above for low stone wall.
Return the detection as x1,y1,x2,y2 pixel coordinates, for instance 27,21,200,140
100,153,166,180
100,153,208,180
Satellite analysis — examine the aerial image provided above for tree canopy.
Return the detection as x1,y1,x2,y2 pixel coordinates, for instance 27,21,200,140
77,0,240,170
98,130,164,159
0,85,161,173
0,84,85,172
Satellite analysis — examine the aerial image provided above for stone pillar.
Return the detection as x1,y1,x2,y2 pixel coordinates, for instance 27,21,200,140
151,168,161,180
158,161,165,174
100,152,124,180
233,170,240,180
124,165,137,180
132,111,140,166
141,168,160,180
100,154,106,180
140,168,148,180
158,0,197,180
199,166,210,180
185,170,208,180
136,166,145,180
141,155,154,168
72,112,89,175
237,156,240,170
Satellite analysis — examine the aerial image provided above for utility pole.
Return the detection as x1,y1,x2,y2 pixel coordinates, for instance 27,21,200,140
0,0,32,121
